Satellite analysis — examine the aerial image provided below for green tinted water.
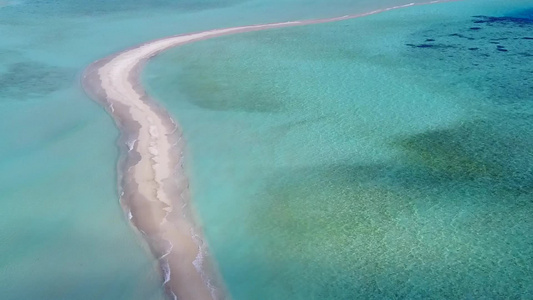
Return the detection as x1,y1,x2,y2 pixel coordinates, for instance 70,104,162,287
145,0,533,298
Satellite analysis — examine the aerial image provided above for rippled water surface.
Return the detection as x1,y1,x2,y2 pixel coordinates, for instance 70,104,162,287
145,0,533,298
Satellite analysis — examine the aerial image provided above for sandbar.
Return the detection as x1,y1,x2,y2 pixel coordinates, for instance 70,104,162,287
81,1,456,299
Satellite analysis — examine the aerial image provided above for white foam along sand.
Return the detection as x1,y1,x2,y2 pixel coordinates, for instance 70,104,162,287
81,1,456,299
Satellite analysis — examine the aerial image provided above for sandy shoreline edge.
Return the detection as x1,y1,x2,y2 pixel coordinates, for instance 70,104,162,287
81,1,455,299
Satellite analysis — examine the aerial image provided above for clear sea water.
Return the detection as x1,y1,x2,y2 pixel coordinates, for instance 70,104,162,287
144,0,533,299
2,0,533,299
0,0,456,299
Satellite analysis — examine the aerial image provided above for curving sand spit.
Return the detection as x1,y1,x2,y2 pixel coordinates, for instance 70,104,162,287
81,1,456,299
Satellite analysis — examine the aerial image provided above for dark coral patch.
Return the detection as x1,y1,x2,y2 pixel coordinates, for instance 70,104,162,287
0,62,73,100
449,33,467,38
395,120,533,192
448,33,475,40
405,43,455,49
472,15,533,26
404,9,532,109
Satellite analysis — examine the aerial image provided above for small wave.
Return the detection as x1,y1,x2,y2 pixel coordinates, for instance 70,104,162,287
191,229,205,272
170,119,178,134
127,209,133,220
190,228,218,299
119,191,125,204
192,246,204,273
170,291,177,300
126,139,137,152
159,239,174,260
161,260,171,285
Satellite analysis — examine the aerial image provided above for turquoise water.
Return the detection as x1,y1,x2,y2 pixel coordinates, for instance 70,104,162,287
0,0,448,299
145,0,533,298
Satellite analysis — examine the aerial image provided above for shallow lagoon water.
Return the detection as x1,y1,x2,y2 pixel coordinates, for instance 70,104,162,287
145,0,533,298
0,0,453,299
